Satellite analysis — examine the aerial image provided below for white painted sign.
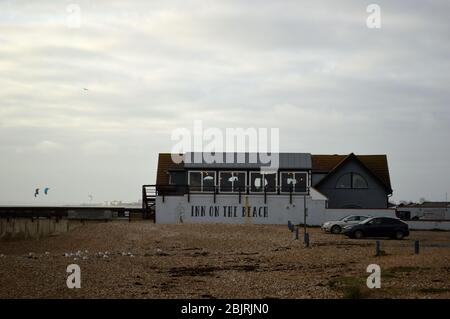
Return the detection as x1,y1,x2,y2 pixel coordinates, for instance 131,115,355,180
156,194,317,225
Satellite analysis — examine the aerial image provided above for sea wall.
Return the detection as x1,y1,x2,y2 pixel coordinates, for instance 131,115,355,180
0,218,83,240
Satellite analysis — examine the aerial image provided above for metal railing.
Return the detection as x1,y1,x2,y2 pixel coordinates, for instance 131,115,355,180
142,184,310,205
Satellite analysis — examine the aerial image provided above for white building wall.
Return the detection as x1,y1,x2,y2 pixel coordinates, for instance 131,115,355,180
156,196,450,230
406,220,450,230
156,194,400,226
156,194,327,225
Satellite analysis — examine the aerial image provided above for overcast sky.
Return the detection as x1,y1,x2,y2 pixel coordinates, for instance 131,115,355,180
0,0,449,205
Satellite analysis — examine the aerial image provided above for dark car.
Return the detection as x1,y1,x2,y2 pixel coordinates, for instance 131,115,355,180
342,217,409,240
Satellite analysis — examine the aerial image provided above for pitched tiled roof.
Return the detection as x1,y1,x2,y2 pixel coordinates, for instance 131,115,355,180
156,153,184,185
155,153,392,193
312,154,392,192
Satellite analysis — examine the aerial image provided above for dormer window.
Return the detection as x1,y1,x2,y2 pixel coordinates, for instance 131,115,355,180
336,173,368,189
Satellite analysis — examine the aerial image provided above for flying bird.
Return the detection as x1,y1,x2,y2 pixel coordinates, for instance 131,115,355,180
34,188,39,197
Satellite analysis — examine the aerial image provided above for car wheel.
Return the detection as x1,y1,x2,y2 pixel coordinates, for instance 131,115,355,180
394,231,404,240
331,225,342,234
354,230,364,239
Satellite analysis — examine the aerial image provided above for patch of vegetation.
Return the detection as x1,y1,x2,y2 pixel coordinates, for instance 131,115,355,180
328,276,370,299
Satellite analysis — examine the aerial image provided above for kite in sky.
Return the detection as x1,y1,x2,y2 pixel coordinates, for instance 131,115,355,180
34,187,50,198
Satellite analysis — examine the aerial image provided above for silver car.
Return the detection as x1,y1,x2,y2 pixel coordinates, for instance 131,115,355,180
321,215,370,234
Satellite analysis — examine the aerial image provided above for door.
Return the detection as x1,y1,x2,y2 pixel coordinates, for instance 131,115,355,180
365,218,384,237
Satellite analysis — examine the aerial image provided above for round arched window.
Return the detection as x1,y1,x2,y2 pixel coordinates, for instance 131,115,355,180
352,173,368,189
336,173,351,188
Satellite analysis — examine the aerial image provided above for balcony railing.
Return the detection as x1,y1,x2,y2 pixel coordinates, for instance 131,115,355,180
143,184,310,205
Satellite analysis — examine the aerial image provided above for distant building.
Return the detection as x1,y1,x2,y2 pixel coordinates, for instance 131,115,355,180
148,152,394,224
396,202,450,220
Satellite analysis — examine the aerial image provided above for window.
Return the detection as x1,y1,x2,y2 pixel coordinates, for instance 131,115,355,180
382,218,401,224
368,218,383,225
233,172,246,192
336,173,368,189
188,171,216,192
202,171,215,191
219,172,233,192
219,171,246,192
280,172,308,193
168,171,185,185
189,171,202,191
250,172,277,193
396,211,411,221
352,174,368,189
336,174,352,189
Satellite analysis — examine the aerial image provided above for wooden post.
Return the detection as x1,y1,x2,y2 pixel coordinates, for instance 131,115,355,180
264,186,267,204
187,185,190,203
304,232,310,247
289,185,292,205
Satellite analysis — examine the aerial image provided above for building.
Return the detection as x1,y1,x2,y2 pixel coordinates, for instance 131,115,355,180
148,152,394,225
396,202,450,220
311,153,392,209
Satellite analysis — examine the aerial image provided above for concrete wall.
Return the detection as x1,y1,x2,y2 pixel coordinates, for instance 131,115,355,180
156,195,400,227
406,220,450,231
0,218,82,240
314,160,389,209
396,207,450,220
156,194,327,225
67,209,115,220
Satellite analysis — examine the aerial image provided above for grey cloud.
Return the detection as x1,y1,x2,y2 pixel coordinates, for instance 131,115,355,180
1,0,450,203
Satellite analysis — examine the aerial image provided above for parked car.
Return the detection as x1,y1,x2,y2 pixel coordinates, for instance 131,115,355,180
321,215,370,234
342,217,410,239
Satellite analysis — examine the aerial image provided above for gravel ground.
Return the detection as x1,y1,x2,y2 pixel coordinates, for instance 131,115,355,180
0,221,449,299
